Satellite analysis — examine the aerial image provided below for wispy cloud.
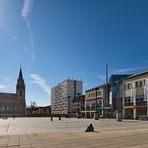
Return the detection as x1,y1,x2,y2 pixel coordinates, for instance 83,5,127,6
26,21,34,47
30,74,51,95
99,74,106,81
0,84,14,89
112,66,148,74
0,84,5,89
21,0,35,62
21,0,32,20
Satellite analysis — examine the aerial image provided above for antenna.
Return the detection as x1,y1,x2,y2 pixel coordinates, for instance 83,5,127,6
106,64,108,84
106,64,109,117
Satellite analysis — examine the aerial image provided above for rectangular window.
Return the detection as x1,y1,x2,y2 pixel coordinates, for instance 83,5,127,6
139,80,143,87
135,81,138,88
127,83,131,90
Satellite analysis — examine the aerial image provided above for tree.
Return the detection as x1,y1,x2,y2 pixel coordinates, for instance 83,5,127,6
27,101,38,114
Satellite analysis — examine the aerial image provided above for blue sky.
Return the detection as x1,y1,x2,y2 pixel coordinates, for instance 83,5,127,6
0,0,148,106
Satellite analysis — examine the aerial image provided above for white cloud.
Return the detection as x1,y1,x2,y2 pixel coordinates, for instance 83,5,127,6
30,74,51,95
0,84,5,89
21,0,32,20
21,0,35,62
112,66,148,74
99,74,106,81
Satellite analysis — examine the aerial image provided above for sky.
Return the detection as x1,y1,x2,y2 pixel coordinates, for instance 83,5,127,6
0,0,148,106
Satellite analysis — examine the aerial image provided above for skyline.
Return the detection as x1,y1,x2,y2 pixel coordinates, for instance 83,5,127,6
0,0,148,106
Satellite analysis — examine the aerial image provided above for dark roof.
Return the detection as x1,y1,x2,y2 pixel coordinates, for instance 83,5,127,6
109,74,131,80
85,84,106,93
0,92,16,96
118,70,148,82
38,105,51,108
109,74,132,85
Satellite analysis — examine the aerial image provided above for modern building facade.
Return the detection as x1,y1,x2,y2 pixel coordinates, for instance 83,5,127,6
84,74,132,118
72,95,85,118
51,79,83,115
0,68,26,116
109,74,131,117
84,84,106,118
118,71,148,119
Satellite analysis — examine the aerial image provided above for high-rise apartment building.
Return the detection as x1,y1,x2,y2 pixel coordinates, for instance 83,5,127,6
51,79,83,115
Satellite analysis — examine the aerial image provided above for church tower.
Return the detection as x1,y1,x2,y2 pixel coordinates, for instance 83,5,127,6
16,67,25,97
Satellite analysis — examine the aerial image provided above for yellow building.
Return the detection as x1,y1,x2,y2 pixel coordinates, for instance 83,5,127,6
121,71,148,119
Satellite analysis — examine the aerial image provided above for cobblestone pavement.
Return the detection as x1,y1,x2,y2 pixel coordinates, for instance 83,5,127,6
0,117,148,147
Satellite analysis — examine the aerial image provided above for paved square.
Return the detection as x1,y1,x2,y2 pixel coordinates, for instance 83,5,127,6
0,117,148,147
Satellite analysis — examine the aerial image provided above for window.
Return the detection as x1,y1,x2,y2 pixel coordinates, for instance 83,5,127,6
139,80,143,87
135,81,138,88
124,97,131,103
127,83,131,90
91,92,95,97
97,91,102,96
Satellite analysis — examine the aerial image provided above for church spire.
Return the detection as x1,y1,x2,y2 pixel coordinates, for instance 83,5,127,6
17,67,25,97
19,67,23,80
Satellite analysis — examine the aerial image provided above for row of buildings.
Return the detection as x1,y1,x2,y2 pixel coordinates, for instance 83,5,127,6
0,68,147,119
51,71,148,119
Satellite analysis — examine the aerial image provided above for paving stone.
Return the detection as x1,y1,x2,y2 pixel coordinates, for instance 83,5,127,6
0,118,147,147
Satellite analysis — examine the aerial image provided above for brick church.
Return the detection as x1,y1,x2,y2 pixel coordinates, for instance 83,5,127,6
0,68,26,116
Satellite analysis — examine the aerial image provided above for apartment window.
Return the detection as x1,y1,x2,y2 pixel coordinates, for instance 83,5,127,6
91,93,95,97
136,95,144,102
124,84,126,90
97,91,102,96
86,102,90,110
139,80,143,87
127,83,131,90
125,97,131,103
143,79,147,86
91,102,95,109
135,81,138,88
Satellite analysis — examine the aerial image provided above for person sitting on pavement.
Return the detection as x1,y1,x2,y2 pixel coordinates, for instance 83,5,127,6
85,124,94,132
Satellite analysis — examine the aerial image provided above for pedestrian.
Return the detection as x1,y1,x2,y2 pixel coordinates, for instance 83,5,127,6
51,115,53,121
59,115,61,120
85,124,94,132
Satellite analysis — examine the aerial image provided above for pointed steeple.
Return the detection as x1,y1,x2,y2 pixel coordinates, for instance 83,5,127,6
19,67,23,80
16,66,25,97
